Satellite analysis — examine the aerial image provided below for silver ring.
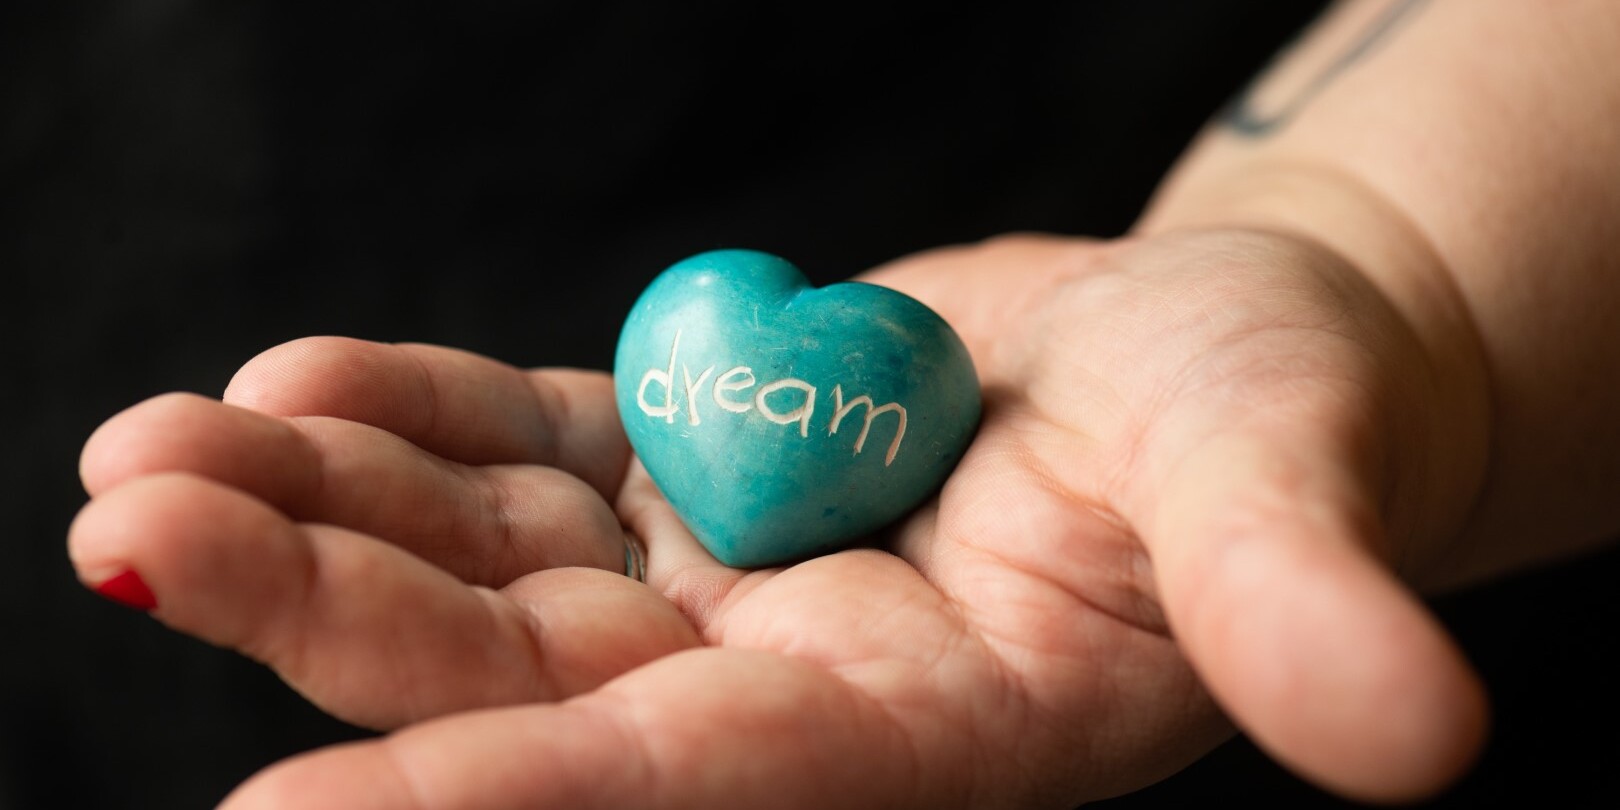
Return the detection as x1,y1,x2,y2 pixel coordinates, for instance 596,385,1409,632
623,532,647,583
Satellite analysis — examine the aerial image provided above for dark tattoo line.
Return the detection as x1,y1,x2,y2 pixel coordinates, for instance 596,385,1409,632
1221,0,1430,137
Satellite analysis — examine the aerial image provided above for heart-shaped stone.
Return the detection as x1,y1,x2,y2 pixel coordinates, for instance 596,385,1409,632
614,250,981,567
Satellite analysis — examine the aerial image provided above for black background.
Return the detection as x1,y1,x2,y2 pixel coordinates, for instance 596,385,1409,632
3,1,1616,807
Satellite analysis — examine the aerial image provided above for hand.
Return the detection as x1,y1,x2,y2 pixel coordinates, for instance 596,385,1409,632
69,229,1490,808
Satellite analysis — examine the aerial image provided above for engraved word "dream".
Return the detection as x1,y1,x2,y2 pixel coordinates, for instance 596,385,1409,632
636,329,909,466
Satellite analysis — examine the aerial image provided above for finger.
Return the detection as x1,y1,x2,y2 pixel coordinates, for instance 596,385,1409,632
224,337,629,498
69,473,699,729
82,393,623,582
858,233,1108,385
82,392,321,504
1137,430,1487,802
221,649,931,810
614,458,752,630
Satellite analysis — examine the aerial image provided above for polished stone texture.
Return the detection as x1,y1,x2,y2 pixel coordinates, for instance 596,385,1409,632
614,250,981,567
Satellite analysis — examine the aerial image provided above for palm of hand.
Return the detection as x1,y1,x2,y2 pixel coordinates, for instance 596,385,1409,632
71,230,1486,808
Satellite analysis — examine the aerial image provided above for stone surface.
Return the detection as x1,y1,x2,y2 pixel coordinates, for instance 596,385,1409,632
614,250,981,568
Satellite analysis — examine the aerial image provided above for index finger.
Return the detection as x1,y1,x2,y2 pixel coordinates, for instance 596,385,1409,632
224,337,629,497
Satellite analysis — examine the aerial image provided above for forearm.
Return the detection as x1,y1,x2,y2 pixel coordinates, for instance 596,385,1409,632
1138,0,1620,587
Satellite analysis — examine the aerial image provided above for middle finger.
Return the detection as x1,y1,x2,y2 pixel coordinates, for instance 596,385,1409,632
82,393,623,585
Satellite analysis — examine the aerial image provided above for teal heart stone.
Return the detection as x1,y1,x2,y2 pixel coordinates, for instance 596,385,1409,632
614,250,981,568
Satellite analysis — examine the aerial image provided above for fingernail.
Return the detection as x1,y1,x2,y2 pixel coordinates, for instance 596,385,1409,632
94,569,158,611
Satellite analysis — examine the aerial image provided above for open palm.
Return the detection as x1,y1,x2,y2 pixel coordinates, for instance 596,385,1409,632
70,229,1488,808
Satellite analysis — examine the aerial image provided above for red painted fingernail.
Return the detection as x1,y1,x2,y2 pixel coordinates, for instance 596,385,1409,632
94,569,158,611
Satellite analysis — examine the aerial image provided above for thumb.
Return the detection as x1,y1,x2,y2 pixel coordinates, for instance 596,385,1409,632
1141,430,1487,802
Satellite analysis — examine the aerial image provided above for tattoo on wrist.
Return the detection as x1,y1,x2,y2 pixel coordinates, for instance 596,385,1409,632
1222,0,1429,137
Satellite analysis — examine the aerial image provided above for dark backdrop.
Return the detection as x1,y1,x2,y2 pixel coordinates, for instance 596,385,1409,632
3,1,1615,807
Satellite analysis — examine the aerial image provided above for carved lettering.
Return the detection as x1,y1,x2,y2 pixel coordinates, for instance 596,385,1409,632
712,366,755,413
829,384,908,466
755,378,816,438
681,363,715,426
636,328,681,423
637,330,908,463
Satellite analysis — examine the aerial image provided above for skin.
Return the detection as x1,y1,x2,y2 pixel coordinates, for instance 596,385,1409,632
66,1,1620,807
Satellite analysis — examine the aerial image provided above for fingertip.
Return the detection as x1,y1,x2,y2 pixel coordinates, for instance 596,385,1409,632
78,392,319,503
67,471,177,573
502,567,703,694
67,473,298,615
80,392,208,494
65,497,162,610
220,743,409,810
1356,586,1491,800
1363,647,1489,803
1299,586,1490,803
90,569,159,612
69,473,224,616
1172,529,1488,802
224,336,391,418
